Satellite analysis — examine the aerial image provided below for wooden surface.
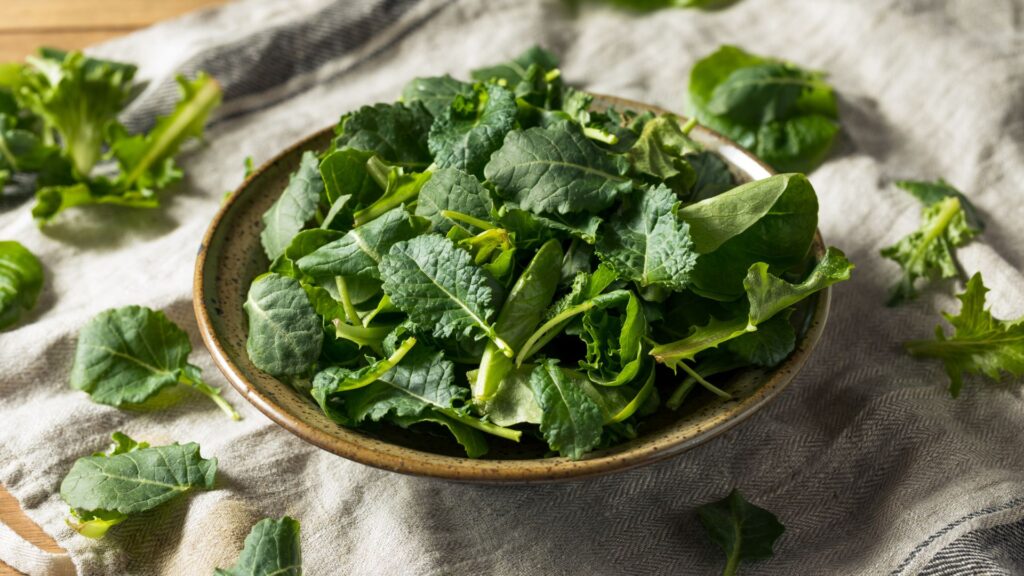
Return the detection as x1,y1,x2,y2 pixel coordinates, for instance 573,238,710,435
0,2,228,573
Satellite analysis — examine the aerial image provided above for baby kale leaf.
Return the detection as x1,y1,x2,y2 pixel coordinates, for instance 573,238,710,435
881,179,982,306
698,489,785,576
415,167,493,233
679,173,818,300
0,240,43,330
905,273,1024,397
260,151,325,260
244,273,324,377
379,234,510,355
485,122,632,215
71,305,239,419
215,517,302,576
688,45,839,173
402,74,474,117
529,360,604,460
651,247,852,367
297,206,429,282
428,82,517,177
333,102,433,168
61,432,217,539
596,184,697,290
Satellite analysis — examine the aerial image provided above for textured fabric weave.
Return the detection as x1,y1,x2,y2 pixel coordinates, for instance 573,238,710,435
1,0,1023,574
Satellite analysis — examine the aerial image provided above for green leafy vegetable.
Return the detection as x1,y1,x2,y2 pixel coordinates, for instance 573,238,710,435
70,306,240,420
0,240,44,330
261,151,325,260
60,432,217,539
688,45,839,173
7,49,223,224
215,517,302,576
881,179,982,305
245,47,852,460
905,273,1024,397
427,82,517,177
244,273,324,378
698,489,785,576
379,234,511,355
333,102,433,168
529,360,604,459
485,123,633,215
596,184,697,290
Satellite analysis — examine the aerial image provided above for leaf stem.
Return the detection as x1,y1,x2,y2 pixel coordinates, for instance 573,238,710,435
677,362,732,399
517,300,596,366
365,156,390,189
440,209,495,231
179,373,241,421
583,126,619,145
335,276,361,325
440,408,522,442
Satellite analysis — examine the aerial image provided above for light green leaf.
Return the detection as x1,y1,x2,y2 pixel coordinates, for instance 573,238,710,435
905,273,1024,397
0,240,43,330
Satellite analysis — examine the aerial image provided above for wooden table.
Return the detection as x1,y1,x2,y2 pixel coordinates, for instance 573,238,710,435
0,2,228,572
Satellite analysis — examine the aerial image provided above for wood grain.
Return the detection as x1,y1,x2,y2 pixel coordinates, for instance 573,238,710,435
0,3,228,574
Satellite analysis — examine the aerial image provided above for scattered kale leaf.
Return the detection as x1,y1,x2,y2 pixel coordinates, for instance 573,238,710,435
698,489,785,576
71,305,239,419
881,179,982,305
0,240,43,330
60,432,217,539
905,273,1024,397
688,45,839,173
216,517,302,576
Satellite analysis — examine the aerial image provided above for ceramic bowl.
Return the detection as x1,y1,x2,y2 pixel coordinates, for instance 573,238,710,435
194,95,831,482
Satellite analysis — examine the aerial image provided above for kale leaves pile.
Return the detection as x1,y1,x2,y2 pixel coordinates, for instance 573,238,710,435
0,48,221,224
241,46,852,460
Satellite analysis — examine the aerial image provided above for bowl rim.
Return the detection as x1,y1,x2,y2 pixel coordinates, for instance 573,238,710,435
194,94,831,483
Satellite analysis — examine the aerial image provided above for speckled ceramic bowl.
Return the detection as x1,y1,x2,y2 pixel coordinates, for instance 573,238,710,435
194,95,831,483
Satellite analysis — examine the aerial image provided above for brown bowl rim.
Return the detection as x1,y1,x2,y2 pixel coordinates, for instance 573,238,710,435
194,94,831,483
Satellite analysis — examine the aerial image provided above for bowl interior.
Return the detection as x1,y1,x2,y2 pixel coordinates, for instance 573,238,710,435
194,95,830,482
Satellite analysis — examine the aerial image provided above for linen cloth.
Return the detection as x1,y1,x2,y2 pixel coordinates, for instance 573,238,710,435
2,0,1023,574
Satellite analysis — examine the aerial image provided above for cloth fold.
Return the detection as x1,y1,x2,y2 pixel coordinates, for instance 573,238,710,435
1,0,1023,574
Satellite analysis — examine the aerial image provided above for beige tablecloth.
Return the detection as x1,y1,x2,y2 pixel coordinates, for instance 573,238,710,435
2,0,1023,573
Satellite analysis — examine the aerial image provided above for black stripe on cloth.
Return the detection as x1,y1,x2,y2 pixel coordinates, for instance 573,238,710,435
891,496,1024,575
919,516,1024,576
121,0,435,132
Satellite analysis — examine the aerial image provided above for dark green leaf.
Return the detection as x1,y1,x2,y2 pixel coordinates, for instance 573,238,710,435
529,360,603,460
402,75,474,117
485,123,632,215
261,151,325,260
470,46,560,88
597,184,697,290
297,206,429,282
428,82,517,177
379,234,507,350
319,147,379,207
415,168,493,233
60,432,216,539
244,273,324,377
697,489,785,576
333,102,433,168
70,305,239,419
